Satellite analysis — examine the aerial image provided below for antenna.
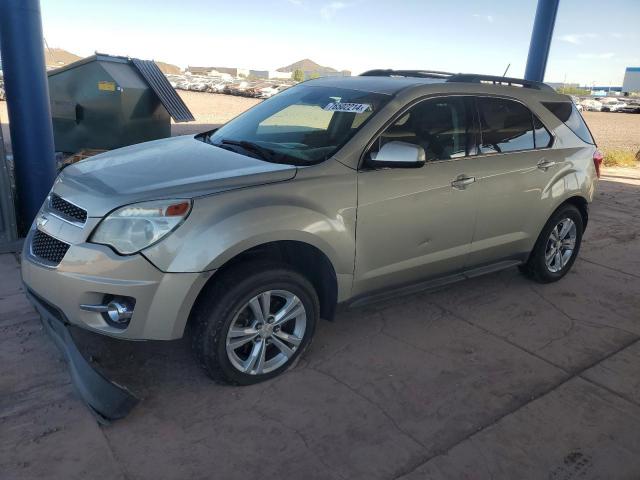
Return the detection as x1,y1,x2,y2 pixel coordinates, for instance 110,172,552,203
502,63,511,77
44,37,56,65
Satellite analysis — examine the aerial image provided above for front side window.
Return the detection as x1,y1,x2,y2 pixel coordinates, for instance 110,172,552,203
203,86,390,165
478,97,535,154
370,96,472,162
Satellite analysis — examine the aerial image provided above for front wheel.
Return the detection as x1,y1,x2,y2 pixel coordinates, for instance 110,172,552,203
520,204,584,283
191,263,319,385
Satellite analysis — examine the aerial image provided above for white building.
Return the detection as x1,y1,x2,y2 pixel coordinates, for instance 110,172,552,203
249,70,292,80
622,67,640,93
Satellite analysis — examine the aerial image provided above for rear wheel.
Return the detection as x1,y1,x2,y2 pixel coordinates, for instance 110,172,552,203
520,204,583,283
191,262,318,385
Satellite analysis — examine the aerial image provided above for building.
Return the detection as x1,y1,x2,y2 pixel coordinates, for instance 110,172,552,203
186,66,215,75
248,70,292,80
622,67,640,93
212,67,250,78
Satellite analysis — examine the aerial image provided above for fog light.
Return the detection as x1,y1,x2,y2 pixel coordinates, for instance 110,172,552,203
80,295,135,329
105,300,133,324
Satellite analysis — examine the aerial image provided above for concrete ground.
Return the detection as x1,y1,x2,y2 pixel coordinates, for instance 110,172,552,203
1,166,639,480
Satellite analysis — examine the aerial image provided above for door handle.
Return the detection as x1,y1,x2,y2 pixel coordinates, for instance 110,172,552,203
537,160,557,171
451,175,476,190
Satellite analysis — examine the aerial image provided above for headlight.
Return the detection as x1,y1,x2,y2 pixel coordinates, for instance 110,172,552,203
91,199,192,254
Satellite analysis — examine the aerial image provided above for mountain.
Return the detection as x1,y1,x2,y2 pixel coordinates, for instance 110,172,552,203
44,48,81,69
154,61,181,74
277,59,338,75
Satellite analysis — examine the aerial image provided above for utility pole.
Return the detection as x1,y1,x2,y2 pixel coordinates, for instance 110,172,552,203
525,0,560,82
0,0,56,233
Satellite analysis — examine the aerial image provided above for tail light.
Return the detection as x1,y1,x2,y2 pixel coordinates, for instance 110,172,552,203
593,149,603,178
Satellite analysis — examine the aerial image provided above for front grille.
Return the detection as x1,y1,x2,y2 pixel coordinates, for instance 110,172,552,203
31,230,71,265
50,194,87,224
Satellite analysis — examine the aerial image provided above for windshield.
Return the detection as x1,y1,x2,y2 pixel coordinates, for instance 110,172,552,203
202,85,390,165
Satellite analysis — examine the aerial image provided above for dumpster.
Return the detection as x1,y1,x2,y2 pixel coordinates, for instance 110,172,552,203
48,53,194,153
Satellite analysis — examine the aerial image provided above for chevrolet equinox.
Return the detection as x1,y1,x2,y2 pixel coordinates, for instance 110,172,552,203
23,70,601,386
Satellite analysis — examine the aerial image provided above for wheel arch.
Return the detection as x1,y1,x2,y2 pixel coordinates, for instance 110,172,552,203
190,240,339,326
524,194,589,265
560,195,589,231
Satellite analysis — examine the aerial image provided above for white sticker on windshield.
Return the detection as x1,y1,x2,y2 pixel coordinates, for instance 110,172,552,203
323,102,371,114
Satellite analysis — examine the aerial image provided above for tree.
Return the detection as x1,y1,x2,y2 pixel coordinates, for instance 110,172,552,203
310,72,320,79
292,69,305,82
556,86,591,96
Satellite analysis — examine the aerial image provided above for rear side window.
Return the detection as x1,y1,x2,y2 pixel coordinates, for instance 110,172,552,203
477,98,535,153
542,101,594,144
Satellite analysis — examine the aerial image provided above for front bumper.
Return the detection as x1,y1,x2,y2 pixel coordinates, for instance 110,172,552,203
25,289,138,422
22,229,210,340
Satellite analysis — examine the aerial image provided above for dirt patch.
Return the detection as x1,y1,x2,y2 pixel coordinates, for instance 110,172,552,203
171,91,261,136
582,111,640,154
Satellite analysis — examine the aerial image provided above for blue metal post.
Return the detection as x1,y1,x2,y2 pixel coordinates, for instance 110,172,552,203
524,0,560,82
0,0,56,233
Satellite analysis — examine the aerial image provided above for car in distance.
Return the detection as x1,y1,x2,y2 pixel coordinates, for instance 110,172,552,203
600,97,627,112
22,70,601,386
580,98,603,111
618,101,640,114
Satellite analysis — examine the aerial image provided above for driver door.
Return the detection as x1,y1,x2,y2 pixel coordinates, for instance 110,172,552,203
353,96,480,297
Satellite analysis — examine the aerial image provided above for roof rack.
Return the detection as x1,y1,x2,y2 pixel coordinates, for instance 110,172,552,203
359,69,454,79
447,73,555,92
359,69,555,92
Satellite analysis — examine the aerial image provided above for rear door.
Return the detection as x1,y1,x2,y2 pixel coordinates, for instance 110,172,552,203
464,96,560,269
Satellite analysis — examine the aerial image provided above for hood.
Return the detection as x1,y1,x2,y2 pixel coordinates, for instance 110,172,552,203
53,135,297,217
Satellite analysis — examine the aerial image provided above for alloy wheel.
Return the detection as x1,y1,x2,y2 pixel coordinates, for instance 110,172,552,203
545,218,577,273
225,290,307,375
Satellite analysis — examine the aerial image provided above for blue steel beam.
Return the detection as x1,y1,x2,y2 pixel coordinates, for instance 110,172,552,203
525,0,560,82
0,0,56,233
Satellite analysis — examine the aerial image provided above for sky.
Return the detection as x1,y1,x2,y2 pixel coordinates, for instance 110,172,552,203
40,0,640,85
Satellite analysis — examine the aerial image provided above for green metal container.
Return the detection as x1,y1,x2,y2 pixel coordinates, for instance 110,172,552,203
48,54,193,153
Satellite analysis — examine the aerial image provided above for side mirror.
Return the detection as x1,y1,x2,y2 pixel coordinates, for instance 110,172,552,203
368,141,426,168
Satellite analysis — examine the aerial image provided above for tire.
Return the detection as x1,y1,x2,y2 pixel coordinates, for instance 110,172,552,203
191,261,319,385
520,204,584,284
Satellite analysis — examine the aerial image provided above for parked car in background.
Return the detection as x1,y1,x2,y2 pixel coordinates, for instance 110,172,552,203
164,74,183,88
189,82,209,92
600,98,627,112
23,71,601,390
175,80,190,90
208,81,229,93
618,101,640,114
260,85,288,99
225,81,249,95
580,99,603,111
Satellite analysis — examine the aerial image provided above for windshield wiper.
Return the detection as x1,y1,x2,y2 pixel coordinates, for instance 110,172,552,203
218,139,277,162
